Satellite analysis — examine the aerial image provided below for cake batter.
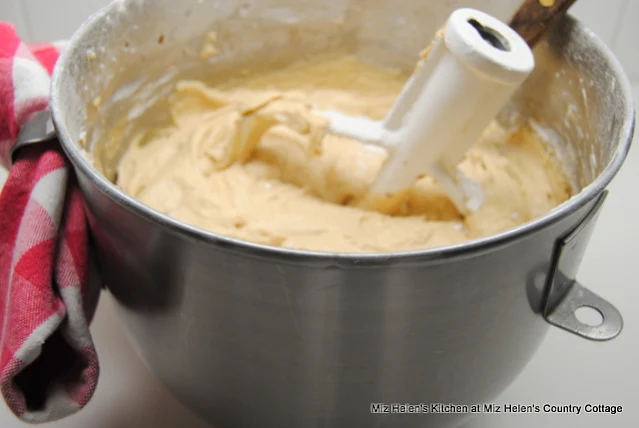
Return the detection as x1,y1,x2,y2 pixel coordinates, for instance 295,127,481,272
115,55,572,253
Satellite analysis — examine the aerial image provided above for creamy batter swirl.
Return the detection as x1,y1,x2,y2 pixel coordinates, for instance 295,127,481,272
115,55,572,252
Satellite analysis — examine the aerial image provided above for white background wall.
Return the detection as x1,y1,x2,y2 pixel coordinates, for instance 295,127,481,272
0,0,638,81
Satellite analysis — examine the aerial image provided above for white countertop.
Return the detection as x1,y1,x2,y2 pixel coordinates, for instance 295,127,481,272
1,87,637,428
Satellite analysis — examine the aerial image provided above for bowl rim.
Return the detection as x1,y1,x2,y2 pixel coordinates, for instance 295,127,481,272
50,5,636,266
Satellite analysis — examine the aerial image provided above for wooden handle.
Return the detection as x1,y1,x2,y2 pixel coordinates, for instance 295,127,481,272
509,0,578,47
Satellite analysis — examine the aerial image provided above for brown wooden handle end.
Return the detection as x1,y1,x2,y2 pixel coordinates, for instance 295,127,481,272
509,0,578,47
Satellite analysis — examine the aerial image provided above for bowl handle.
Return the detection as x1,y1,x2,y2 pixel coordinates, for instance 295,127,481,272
542,190,623,341
10,110,57,164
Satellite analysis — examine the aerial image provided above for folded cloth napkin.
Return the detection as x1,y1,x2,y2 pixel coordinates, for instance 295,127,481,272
0,23,101,423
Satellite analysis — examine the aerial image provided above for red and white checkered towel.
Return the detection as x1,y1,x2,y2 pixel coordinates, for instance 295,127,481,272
0,23,101,423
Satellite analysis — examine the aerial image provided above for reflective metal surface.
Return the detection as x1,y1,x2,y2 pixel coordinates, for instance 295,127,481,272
49,1,635,427
543,191,623,341
11,110,56,164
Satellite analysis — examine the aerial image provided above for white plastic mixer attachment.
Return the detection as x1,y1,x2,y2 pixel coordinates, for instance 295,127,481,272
318,8,535,214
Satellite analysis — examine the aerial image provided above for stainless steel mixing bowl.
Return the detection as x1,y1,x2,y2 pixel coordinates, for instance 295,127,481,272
49,0,635,427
